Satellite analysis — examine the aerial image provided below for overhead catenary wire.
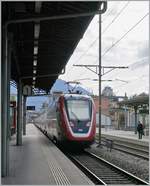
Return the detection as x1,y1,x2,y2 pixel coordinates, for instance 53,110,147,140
113,74,148,95
102,1,130,34
61,8,149,89
112,70,149,88
75,11,148,76
102,57,149,80
102,2,121,23
102,12,149,58
71,42,148,92
66,2,130,74
66,35,99,73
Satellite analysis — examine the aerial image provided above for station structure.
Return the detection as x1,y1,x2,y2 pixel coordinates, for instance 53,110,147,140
2,1,107,179
119,95,149,134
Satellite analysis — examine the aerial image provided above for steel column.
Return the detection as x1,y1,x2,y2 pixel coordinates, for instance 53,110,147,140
23,96,27,135
134,106,138,134
17,79,23,145
1,27,11,176
2,26,8,177
7,34,12,140
98,13,102,146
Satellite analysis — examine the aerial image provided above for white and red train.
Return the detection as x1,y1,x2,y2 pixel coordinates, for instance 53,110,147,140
35,93,96,148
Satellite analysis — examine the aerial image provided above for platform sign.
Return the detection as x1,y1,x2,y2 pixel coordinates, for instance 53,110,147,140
26,106,35,110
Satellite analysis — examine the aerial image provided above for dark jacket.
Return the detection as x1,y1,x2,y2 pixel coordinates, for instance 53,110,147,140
137,123,143,132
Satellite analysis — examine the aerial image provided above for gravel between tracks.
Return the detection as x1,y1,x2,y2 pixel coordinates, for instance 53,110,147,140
87,143,149,182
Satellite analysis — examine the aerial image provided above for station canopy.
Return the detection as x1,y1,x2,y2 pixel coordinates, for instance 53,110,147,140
119,95,149,107
2,2,102,93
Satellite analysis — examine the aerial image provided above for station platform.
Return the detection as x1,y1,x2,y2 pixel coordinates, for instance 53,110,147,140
2,123,93,185
97,128,149,146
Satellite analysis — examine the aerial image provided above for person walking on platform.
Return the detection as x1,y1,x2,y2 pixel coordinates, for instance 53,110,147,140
137,121,144,139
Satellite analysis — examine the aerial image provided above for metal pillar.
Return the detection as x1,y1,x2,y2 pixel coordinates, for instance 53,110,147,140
134,106,138,134
124,106,127,129
142,114,146,128
1,27,11,176
23,96,27,135
7,34,12,140
17,79,23,145
97,2,107,146
98,13,102,146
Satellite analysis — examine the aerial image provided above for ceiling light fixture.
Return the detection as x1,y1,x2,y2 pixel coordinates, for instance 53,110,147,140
34,46,38,55
34,24,40,39
33,60,37,66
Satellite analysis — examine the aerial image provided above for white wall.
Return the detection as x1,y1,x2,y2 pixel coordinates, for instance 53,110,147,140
96,113,111,126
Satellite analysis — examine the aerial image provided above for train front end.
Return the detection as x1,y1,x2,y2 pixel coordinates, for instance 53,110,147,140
59,94,96,147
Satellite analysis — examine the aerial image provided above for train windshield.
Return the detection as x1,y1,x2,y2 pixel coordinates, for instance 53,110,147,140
66,100,91,121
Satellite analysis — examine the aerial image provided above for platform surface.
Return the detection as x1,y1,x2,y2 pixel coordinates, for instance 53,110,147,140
97,128,149,146
2,123,93,185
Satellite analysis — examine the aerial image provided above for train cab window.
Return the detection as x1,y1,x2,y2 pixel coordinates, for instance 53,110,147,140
66,100,91,121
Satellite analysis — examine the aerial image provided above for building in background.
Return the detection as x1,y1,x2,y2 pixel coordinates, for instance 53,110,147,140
118,93,149,135
93,86,119,128
92,86,149,135
93,95,113,128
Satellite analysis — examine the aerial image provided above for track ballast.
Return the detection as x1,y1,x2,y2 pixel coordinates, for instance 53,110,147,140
66,150,148,185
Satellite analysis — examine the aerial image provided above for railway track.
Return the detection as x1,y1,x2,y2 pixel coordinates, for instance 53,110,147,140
37,126,148,184
66,150,148,185
96,136,149,160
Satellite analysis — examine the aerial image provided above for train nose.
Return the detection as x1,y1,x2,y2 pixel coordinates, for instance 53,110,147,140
69,120,91,134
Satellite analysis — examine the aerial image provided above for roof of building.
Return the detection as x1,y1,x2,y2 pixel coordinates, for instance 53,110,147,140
119,95,149,107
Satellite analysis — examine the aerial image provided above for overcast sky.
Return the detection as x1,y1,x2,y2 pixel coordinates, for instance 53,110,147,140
59,1,149,97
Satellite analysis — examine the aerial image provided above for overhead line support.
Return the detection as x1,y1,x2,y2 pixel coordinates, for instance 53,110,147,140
73,64,128,76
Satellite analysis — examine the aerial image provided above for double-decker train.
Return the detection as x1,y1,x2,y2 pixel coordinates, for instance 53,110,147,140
35,93,96,148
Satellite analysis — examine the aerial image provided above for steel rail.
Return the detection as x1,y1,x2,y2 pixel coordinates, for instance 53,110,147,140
111,141,149,160
85,151,149,185
36,125,148,184
95,137,149,160
67,150,148,185
113,146,148,160
66,153,106,185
